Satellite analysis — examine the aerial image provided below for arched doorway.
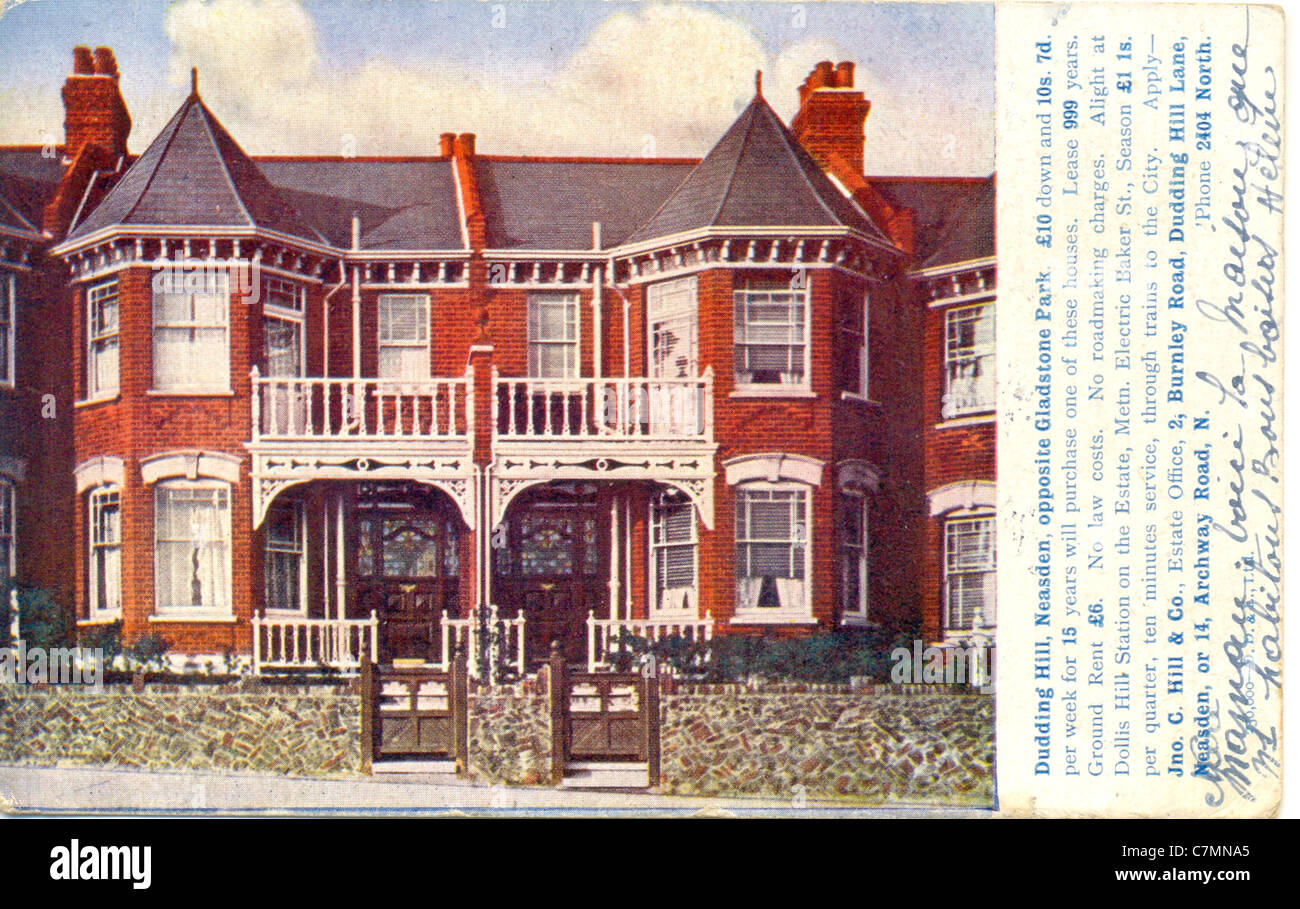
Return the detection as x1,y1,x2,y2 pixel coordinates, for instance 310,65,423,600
353,481,463,662
492,482,609,664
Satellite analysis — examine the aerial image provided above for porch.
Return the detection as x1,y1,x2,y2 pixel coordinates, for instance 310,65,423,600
246,477,715,678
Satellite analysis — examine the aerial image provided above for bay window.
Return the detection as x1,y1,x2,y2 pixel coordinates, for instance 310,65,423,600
154,480,231,616
733,280,808,388
839,493,869,620
153,271,230,392
944,515,996,631
734,486,809,618
942,303,995,418
88,487,122,618
88,279,120,398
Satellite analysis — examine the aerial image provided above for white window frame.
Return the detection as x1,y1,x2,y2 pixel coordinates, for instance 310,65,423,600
152,271,231,393
942,302,995,418
88,486,122,619
647,276,699,379
0,272,14,388
528,292,579,379
153,479,233,618
649,493,698,616
943,513,996,633
732,483,813,624
377,293,430,380
0,478,14,578
733,278,810,393
87,278,120,399
262,277,306,378
263,498,307,615
839,491,869,622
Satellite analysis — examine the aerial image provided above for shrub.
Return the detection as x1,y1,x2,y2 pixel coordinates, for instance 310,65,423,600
79,620,124,663
609,626,916,684
13,586,73,651
123,632,171,671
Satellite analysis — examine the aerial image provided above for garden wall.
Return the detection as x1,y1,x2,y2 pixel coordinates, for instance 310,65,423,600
0,680,994,806
659,684,994,805
0,682,362,775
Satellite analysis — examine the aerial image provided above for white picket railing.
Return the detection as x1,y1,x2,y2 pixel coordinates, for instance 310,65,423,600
586,611,715,673
251,368,473,442
493,369,713,442
441,605,526,681
251,611,379,674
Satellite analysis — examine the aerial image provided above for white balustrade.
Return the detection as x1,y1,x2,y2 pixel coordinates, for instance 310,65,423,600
586,611,715,673
493,369,713,442
251,367,472,442
251,611,379,674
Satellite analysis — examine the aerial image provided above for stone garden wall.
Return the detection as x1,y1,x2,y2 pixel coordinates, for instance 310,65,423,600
0,683,362,776
659,684,995,806
0,679,993,806
465,684,551,786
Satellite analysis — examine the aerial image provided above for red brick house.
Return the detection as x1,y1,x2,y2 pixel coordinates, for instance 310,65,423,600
0,48,995,673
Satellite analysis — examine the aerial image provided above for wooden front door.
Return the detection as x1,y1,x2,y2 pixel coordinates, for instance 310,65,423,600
354,483,462,663
493,483,608,665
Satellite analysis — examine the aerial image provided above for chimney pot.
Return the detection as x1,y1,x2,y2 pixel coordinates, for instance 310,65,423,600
835,61,855,88
439,132,455,156
93,47,118,79
455,133,476,157
814,60,834,88
73,46,94,75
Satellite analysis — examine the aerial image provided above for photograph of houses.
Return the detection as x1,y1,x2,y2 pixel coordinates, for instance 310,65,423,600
0,0,995,810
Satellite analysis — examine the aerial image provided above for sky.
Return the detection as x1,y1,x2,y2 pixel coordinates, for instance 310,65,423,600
0,0,994,176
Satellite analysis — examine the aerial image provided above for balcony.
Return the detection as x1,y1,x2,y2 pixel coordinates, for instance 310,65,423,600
251,369,472,444
247,368,477,528
488,370,717,529
492,371,713,445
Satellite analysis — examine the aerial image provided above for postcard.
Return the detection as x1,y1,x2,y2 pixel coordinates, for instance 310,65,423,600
0,0,1284,824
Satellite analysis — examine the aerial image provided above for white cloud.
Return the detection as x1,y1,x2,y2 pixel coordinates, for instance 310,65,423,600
0,0,990,175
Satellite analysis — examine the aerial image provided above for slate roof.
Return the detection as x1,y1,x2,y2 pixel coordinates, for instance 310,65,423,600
475,159,696,251
68,92,325,243
872,175,995,269
624,94,892,247
257,159,465,250
0,147,62,238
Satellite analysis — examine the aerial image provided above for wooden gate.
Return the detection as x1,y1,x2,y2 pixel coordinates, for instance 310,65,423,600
548,642,660,786
360,654,468,773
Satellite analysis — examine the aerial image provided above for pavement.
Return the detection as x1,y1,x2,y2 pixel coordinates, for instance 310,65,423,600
0,764,993,818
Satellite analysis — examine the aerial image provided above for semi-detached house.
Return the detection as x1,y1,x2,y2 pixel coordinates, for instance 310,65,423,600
0,49,996,674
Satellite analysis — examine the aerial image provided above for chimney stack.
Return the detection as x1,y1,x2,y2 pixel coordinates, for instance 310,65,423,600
791,59,870,180
62,45,131,161
454,133,476,157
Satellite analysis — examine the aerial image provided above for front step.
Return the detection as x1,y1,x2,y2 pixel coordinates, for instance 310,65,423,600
371,759,457,775
560,762,650,790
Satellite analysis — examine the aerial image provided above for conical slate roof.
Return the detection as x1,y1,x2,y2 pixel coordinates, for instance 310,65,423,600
68,91,324,243
625,93,892,247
